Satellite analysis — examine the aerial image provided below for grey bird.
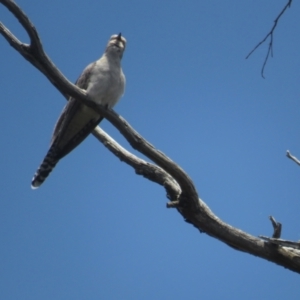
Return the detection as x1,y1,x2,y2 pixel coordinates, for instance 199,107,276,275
31,33,126,189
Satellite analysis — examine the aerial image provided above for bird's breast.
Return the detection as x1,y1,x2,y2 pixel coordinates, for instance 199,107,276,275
86,61,125,108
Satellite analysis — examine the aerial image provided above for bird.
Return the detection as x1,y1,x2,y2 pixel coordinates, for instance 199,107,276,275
31,33,126,189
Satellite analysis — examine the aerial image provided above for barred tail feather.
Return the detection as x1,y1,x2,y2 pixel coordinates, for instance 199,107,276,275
31,148,59,189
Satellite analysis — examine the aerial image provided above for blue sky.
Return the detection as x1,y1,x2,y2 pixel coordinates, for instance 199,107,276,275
1,0,300,299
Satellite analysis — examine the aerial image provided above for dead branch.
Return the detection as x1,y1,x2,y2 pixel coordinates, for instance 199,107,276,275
259,216,300,251
1,0,300,273
92,127,182,201
260,237,300,250
269,216,282,238
246,0,292,78
286,150,300,166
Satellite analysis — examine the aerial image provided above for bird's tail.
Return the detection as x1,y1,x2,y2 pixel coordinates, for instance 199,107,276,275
31,147,59,189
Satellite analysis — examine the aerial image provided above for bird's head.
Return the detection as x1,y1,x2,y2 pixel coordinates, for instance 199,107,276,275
105,33,126,59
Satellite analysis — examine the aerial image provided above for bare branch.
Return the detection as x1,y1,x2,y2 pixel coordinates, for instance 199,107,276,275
92,127,181,201
259,236,300,250
246,0,292,78
0,0,77,99
100,111,200,204
2,0,300,273
269,216,282,238
0,0,42,50
286,150,300,166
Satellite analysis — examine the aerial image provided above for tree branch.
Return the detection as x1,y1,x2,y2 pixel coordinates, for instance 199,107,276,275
246,0,292,78
286,150,300,166
269,216,282,238
260,237,300,250
92,127,182,201
2,0,300,273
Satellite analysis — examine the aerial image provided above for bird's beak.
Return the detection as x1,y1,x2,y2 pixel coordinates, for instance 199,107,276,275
117,33,122,40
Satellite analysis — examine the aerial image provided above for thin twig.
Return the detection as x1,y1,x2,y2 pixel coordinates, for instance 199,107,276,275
286,150,300,166
246,0,292,78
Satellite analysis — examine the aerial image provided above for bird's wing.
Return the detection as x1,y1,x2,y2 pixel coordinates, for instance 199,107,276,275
50,62,103,159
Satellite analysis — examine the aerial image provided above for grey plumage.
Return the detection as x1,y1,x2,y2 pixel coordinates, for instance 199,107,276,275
31,33,126,189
